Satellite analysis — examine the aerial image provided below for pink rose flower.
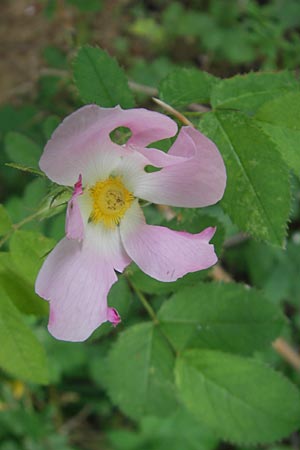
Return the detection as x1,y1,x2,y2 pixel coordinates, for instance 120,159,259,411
35,106,226,341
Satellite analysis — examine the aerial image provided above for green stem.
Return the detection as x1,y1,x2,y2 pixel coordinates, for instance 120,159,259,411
127,278,178,355
131,283,159,325
0,203,65,249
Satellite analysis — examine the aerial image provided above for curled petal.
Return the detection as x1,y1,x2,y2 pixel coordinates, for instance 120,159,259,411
66,174,84,241
120,202,217,282
107,307,121,327
35,238,118,342
39,105,177,185
134,126,226,207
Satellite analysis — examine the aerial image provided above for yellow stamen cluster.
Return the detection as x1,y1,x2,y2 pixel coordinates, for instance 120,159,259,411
89,176,134,228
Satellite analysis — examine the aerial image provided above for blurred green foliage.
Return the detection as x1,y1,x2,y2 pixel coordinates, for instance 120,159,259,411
0,0,300,449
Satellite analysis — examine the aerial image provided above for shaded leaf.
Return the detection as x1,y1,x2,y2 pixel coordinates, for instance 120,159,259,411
9,231,55,284
105,322,177,420
0,205,12,236
158,282,284,354
176,349,300,444
5,132,42,169
0,289,49,384
255,91,300,178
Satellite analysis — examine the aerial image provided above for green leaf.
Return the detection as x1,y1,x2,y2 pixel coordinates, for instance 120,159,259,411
159,68,219,108
0,267,48,316
199,111,291,245
105,322,177,420
108,408,217,450
0,289,49,384
5,132,42,169
73,46,135,108
0,205,12,236
158,282,284,354
9,231,55,284
176,349,300,444
139,409,217,450
128,266,206,295
0,252,48,316
211,71,298,113
255,91,300,178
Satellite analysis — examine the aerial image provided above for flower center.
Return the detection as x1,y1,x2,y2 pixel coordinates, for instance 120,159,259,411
89,176,134,228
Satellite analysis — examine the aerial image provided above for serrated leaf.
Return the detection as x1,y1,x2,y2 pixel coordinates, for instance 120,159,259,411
105,322,177,420
73,46,135,108
199,111,290,245
5,132,42,169
159,68,219,108
158,282,284,354
9,231,55,284
0,205,12,236
255,91,300,178
176,349,300,445
211,71,298,113
0,288,49,384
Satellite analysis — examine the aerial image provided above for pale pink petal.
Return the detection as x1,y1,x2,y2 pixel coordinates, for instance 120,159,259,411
131,145,185,168
120,202,217,282
66,175,84,241
134,126,226,207
40,105,177,185
35,238,119,341
84,223,131,273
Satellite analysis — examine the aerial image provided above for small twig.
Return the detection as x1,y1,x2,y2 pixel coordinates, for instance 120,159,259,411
156,205,176,221
223,232,249,249
188,103,211,113
272,338,300,372
152,97,194,127
211,264,233,282
60,405,91,434
128,81,158,97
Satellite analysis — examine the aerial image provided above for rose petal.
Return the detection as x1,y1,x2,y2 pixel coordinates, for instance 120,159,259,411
66,175,84,241
107,307,121,327
120,201,217,282
134,126,226,207
84,223,131,273
39,105,177,185
35,238,118,341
